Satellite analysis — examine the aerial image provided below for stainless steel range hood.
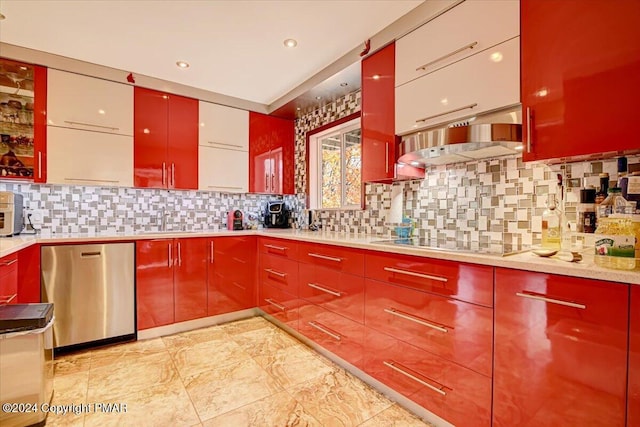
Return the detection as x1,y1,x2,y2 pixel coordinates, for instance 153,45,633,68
398,105,523,167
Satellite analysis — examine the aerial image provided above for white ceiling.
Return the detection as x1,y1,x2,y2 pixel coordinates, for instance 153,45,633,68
0,0,422,105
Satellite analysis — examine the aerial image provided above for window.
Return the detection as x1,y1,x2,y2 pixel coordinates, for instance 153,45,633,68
309,118,361,209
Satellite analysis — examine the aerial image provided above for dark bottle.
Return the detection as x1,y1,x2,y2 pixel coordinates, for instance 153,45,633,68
577,187,597,233
595,173,609,204
618,157,629,199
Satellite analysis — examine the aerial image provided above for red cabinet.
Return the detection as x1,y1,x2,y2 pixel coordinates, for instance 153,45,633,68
521,0,640,161
493,269,628,426
0,253,18,305
249,111,294,194
207,236,256,316
134,87,198,189
629,286,640,427
259,282,300,330
17,244,40,303
174,237,208,323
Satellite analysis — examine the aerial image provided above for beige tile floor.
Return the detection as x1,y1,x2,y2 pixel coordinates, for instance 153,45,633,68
46,316,433,427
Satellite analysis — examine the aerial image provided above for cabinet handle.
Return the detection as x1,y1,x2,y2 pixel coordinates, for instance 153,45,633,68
0,259,18,267
168,243,172,268
177,241,182,266
265,173,270,191
264,268,287,278
307,321,341,341
162,162,166,186
264,244,287,252
171,163,176,188
308,283,342,297
416,103,478,123
383,267,448,283
80,251,101,258
516,291,586,309
383,360,447,396
210,241,214,263
271,174,275,192
207,141,244,149
415,41,478,72
0,294,17,305
385,142,389,173
63,120,119,131
384,308,448,333
264,298,286,311
64,178,119,184
38,151,42,179
308,252,342,263
207,185,244,190
526,107,533,153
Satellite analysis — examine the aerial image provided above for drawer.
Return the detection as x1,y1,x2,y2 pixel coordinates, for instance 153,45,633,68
0,254,18,305
259,237,299,260
208,274,255,316
299,302,365,369
211,238,256,284
364,329,492,427
365,279,492,376
299,263,365,324
298,242,364,276
365,251,494,307
259,253,299,294
259,283,300,330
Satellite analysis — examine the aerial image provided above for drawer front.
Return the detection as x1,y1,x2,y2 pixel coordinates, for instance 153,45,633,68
259,283,300,330
259,253,299,294
365,251,493,307
0,254,18,305
365,279,492,377
364,329,492,427
259,237,298,260
211,237,256,284
299,302,365,369
299,263,365,324
208,272,255,316
298,242,364,276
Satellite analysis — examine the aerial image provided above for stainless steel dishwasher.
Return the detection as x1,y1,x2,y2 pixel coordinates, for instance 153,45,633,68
41,243,135,349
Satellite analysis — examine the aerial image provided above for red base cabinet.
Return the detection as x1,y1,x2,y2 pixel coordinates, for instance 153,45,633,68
493,268,628,426
136,239,175,330
248,112,294,194
17,244,40,303
174,238,208,323
0,253,18,305
521,0,640,161
630,286,640,427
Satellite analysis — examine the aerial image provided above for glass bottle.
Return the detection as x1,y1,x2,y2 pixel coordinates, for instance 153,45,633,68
595,173,609,204
577,187,596,233
594,188,636,270
541,194,561,249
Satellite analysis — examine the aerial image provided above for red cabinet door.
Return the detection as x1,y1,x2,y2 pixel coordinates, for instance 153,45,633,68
17,244,40,303
0,254,18,305
269,115,294,195
249,112,294,194
630,286,640,427
493,269,628,426
134,87,168,188
174,238,208,322
361,42,396,183
34,65,47,183
521,0,640,161
167,94,198,190
136,239,174,330
249,112,271,193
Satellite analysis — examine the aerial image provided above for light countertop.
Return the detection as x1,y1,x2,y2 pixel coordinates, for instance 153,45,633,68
2,228,639,285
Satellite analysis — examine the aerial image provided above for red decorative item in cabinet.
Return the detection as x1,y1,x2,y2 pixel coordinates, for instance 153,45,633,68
249,111,294,194
521,0,640,161
629,286,640,427
174,238,208,323
136,239,175,330
493,268,628,426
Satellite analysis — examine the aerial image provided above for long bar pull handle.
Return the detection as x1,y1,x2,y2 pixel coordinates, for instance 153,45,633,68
526,107,533,153
168,243,173,268
264,268,287,278
308,253,342,263
207,141,244,149
207,185,244,190
385,142,389,173
264,298,286,311
265,173,270,192
0,259,18,267
171,163,176,188
516,291,586,309
162,162,166,187
416,41,478,71
38,151,42,179
416,103,478,123
383,361,447,396
264,244,287,251
0,294,17,305
210,241,214,264
80,252,102,258
308,321,342,341
63,120,119,131
308,283,342,297
177,241,182,266
384,308,448,333
64,178,120,184
383,267,448,283
271,174,275,192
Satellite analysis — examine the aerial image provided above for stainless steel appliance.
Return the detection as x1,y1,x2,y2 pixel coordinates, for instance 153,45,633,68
41,243,135,349
0,191,23,236
263,201,290,228
0,304,54,427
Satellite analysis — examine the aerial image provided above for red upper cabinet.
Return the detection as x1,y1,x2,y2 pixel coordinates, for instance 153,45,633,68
521,0,640,161
493,269,628,426
249,111,294,194
629,286,640,427
134,87,198,189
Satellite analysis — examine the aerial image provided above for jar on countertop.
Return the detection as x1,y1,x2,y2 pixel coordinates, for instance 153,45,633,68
594,188,636,270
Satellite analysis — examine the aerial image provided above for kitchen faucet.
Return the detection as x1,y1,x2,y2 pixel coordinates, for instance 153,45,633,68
158,207,169,231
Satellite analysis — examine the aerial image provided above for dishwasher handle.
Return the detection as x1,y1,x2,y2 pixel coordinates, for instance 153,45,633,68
81,251,102,257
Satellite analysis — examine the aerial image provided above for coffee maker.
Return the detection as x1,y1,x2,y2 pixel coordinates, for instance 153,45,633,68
263,201,290,228
227,210,244,230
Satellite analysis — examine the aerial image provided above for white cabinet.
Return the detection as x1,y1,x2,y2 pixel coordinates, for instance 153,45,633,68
198,146,248,193
396,0,519,87
198,101,249,150
47,69,133,135
395,37,520,135
46,127,133,187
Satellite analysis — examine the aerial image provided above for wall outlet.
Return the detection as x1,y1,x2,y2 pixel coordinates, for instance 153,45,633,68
29,209,46,226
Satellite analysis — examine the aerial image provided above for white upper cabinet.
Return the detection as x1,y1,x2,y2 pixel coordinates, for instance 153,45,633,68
47,69,133,136
396,0,520,87
395,37,520,135
198,146,248,193
198,101,249,151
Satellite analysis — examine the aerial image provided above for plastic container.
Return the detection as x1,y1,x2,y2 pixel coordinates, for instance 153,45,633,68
594,188,636,270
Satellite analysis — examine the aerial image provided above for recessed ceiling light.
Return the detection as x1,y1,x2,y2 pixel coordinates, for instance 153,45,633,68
315,96,321,100
0,13,5,20
176,61,190,69
372,75,380,80
490,52,503,63
98,109,105,115
340,82,348,87
283,39,298,48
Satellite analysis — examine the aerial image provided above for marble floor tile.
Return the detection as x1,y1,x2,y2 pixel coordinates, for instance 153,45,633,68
87,352,179,402
89,338,167,370
253,344,337,389
43,412,85,427
185,357,282,421
289,369,393,427
84,379,199,427
51,371,89,405
358,404,434,427
162,325,227,350
218,316,278,336
202,390,323,427
231,326,302,357
170,336,250,379
53,351,92,376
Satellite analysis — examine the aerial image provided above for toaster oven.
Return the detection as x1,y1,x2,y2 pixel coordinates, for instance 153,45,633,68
0,191,23,236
